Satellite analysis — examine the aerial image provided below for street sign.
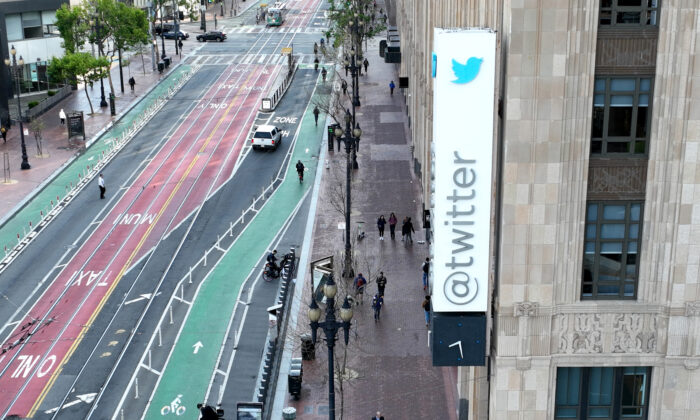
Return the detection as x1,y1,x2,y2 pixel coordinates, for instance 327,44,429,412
67,111,85,140
281,47,292,55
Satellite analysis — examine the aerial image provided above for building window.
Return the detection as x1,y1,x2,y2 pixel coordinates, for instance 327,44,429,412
582,202,642,299
555,367,651,419
591,77,652,156
599,0,659,26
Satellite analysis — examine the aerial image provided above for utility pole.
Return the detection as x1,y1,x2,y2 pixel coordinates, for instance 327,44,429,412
200,0,207,32
173,0,179,56
148,2,156,71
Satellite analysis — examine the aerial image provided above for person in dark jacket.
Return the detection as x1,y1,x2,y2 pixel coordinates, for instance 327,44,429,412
402,217,415,244
376,271,387,297
422,296,431,327
377,215,386,240
388,212,397,239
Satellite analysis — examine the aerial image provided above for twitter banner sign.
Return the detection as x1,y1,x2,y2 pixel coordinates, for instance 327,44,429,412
431,28,496,314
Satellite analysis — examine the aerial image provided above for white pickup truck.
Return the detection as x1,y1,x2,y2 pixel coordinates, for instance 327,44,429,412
251,125,282,150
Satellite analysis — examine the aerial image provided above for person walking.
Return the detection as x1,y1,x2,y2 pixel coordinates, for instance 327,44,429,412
363,57,369,74
372,293,384,322
59,108,66,125
400,216,408,241
128,76,136,92
376,271,387,297
377,215,386,240
313,106,320,126
389,80,395,95
341,79,348,95
422,257,430,291
424,211,432,244
371,411,385,420
98,173,106,199
388,212,397,239
321,67,327,82
406,217,415,243
353,273,367,305
422,295,431,327
0,125,6,143
314,57,319,71
313,42,318,55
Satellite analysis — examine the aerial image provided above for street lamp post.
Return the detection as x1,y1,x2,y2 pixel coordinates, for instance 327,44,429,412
160,3,167,59
92,15,108,108
308,275,353,420
334,111,362,279
4,46,31,170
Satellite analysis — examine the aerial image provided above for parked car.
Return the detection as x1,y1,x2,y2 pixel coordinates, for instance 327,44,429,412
251,125,282,150
163,30,189,40
154,23,175,35
196,31,227,42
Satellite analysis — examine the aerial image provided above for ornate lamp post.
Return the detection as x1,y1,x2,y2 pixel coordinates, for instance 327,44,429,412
308,275,353,420
334,110,362,279
91,14,108,108
4,46,31,170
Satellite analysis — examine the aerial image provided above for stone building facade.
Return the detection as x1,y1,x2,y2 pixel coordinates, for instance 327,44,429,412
395,0,700,419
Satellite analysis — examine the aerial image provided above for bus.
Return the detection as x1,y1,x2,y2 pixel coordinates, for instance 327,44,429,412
266,2,287,26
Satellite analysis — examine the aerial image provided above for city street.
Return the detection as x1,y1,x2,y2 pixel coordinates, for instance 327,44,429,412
0,0,329,418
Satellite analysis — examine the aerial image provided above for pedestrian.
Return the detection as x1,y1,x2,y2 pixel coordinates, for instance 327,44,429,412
383,13,387,23
313,42,318,55
178,39,183,52
313,106,320,126
59,108,66,125
404,216,415,244
321,67,327,82
389,80,395,95
388,212,397,239
0,125,6,144
424,211,432,244
377,215,386,240
401,216,408,241
344,55,349,76
363,58,369,74
341,79,348,95
371,411,385,420
422,257,430,291
314,57,319,71
353,273,367,305
320,37,325,47
376,271,387,297
422,295,431,327
372,293,384,322
128,76,135,92
98,173,106,199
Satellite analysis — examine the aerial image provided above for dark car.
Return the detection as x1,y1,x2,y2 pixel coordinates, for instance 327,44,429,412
162,30,189,40
196,31,227,42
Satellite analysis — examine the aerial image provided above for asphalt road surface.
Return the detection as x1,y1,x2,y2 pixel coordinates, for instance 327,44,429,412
0,0,330,417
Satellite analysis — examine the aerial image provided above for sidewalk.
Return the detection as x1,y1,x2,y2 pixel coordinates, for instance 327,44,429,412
282,11,458,420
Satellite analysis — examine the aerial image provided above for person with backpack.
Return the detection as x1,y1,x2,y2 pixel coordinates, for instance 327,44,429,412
313,106,320,126
389,80,395,95
372,293,384,322
128,76,136,92
353,273,367,304
422,295,431,327
376,272,387,297
421,258,430,291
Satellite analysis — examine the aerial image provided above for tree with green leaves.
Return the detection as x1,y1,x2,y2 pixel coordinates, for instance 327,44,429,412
325,0,385,55
55,4,90,54
103,0,149,92
48,52,109,115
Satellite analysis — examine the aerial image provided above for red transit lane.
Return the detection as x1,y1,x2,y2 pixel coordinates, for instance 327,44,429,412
0,63,275,418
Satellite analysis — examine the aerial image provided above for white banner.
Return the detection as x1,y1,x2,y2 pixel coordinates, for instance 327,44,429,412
431,28,496,312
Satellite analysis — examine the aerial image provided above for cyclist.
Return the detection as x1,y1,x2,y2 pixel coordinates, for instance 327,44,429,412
296,160,305,181
267,249,279,273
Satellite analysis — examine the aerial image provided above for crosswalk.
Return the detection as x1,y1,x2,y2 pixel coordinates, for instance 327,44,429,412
185,53,329,66
224,26,327,34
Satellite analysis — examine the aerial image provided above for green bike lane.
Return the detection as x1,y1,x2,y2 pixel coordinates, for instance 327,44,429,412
144,74,328,419
0,65,192,253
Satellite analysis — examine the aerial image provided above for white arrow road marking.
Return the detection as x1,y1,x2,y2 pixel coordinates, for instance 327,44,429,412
124,292,161,305
44,393,97,414
193,341,204,354
449,340,464,359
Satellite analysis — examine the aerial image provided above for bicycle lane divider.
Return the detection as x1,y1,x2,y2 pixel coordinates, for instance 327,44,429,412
0,65,193,255
143,76,328,420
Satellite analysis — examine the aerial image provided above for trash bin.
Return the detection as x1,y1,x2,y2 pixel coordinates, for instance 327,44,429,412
300,334,315,361
327,125,335,151
157,61,165,73
109,93,116,116
282,407,297,419
163,56,171,68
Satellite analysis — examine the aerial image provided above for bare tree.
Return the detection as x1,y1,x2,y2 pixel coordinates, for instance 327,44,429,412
28,118,45,156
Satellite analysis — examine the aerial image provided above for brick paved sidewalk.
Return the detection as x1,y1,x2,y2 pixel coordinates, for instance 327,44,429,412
281,8,459,420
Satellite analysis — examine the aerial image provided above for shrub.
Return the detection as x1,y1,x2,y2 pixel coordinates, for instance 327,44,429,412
47,90,56,96
27,101,39,109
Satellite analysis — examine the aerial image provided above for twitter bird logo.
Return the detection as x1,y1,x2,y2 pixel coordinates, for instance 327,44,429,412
451,57,483,84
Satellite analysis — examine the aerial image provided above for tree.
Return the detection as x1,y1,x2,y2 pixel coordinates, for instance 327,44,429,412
104,1,149,92
48,53,109,115
326,0,385,57
28,118,45,156
55,4,90,54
